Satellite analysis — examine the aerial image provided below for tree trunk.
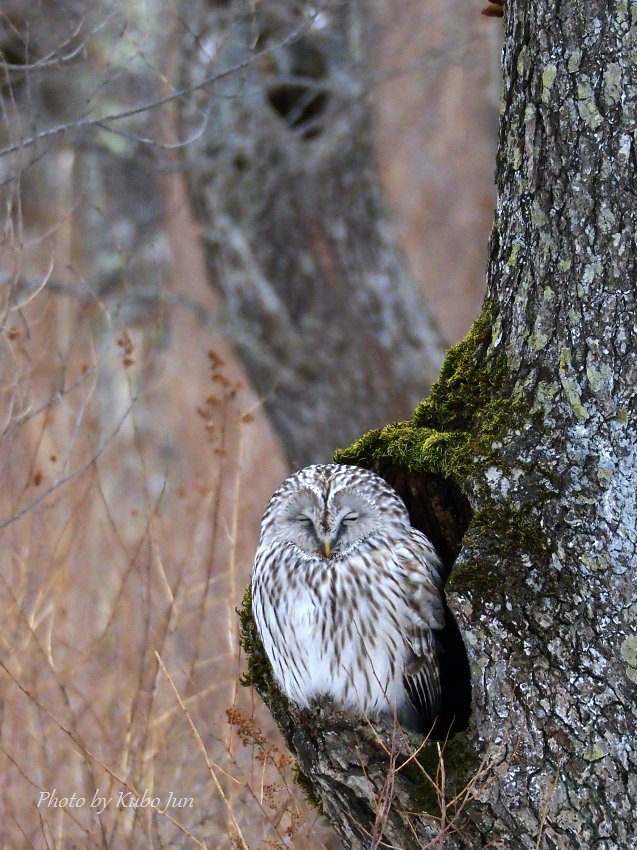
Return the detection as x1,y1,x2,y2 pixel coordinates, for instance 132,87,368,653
177,1,443,467
243,1,637,847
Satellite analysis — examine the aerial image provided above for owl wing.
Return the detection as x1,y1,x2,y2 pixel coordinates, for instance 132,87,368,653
397,529,446,730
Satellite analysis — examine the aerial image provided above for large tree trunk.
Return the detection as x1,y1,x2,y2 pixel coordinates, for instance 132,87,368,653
244,1,637,847
177,1,444,467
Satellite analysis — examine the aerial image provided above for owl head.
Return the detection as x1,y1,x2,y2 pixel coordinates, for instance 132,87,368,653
259,464,410,560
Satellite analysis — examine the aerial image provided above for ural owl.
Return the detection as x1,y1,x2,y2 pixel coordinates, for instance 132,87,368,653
251,463,445,731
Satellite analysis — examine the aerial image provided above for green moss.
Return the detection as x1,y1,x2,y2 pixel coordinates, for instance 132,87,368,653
445,555,502,598
335,422,473,480
292,763,323,812
472,502,546,558
238,584,282,707
448,503,549,596
414,305,502,430
400,734,482,817
337,303,523,490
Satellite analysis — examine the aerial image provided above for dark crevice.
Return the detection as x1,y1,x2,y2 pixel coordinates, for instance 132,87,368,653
267,81,329,131
265,38,330,137
391,469,473,575
383,467,474,740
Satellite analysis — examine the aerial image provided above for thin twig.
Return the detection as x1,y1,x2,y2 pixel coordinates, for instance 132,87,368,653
155,651,251,850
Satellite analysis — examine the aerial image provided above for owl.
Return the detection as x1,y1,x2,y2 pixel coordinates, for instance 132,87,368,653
251,463,445,732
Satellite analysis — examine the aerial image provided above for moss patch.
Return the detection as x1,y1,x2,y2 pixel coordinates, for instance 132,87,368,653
335,302,555,581
292,763,324,812
414,305,506,433
336,303,524,490
400,734,483,817
238,584,281,706
447,502,550,596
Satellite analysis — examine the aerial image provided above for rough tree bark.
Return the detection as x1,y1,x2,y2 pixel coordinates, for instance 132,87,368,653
243,1,637,848
177,0,443,467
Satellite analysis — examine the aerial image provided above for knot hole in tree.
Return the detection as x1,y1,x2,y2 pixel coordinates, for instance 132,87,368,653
264,36,330,137
387,467,473,740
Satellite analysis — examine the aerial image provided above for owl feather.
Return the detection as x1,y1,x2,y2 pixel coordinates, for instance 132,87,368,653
251,463,445,731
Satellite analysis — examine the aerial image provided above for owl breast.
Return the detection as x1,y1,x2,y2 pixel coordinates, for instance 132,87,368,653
253,542,418,724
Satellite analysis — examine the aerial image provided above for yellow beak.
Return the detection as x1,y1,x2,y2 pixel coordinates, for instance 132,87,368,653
321,540,332,558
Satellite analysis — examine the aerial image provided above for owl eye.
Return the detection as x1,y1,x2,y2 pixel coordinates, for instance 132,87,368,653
341,512,360,525
295,514,313,525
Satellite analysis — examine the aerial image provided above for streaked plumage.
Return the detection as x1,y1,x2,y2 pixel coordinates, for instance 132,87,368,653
251,463,445,731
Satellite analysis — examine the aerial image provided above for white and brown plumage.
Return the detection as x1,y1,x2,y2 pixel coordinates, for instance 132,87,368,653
251,463,445,731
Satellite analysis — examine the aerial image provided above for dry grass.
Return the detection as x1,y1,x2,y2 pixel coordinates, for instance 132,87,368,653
351,717,512,850
0,4,338,842
0,277,342,848
0,2,498,845
0,120,340,847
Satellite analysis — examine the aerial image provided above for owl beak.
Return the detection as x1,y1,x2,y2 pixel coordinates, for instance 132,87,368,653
321,539,333,558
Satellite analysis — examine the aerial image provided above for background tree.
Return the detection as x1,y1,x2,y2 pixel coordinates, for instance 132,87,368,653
245,0,637,847
177,0,445,467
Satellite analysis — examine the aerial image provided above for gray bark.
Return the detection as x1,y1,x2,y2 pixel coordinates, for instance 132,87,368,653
460,1,637,846
246,1,637,848
177,1,444,467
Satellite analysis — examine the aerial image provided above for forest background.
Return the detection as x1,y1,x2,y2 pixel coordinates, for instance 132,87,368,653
0,1,501,847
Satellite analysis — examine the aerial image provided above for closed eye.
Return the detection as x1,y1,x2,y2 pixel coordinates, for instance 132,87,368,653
295,515,313,524
341,512,360,524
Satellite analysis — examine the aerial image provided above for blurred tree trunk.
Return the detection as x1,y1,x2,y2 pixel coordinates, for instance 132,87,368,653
177,1,444,467
244,1,637,848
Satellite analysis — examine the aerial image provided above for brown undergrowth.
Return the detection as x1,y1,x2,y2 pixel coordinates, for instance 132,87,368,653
0,207,333,850
0,2,500,844
0,278,515,850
